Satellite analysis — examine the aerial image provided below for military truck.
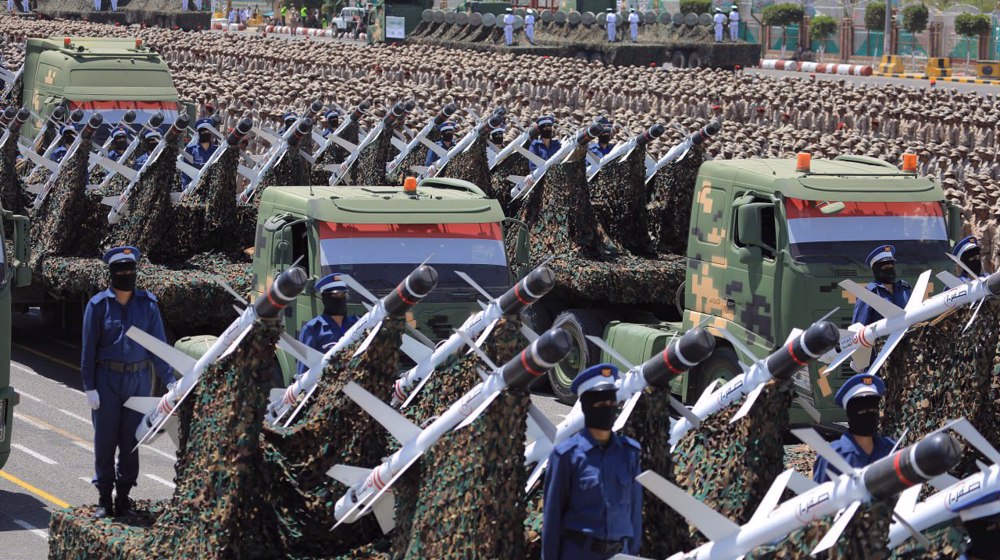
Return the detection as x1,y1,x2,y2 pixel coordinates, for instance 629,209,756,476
0,207,30,469
3,37,189,143
177,177,524,385
541,155,962,424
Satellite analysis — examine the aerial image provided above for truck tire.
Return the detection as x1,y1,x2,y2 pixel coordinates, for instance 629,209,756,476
522,299,559,334
687,52,703,68
685,346,740,403
549,309,604,405
671,50,686,68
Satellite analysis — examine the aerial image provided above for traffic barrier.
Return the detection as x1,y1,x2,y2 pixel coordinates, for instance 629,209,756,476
761,59,797,71
798,61,873,76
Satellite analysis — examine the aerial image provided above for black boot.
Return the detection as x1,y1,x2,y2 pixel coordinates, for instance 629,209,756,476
94,489,114,519
114,485,136,518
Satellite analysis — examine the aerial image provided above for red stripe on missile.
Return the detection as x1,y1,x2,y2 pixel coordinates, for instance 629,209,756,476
662,349,684,375
893,452,915,487
521,351,544,377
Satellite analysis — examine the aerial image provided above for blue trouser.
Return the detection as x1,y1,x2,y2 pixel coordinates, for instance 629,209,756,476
526,25,534,43
504,25,513,45
556,536,629,560
91,367,151,493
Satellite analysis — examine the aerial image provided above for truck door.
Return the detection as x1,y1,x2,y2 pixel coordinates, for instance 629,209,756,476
262,213,314,334
725,191,780,350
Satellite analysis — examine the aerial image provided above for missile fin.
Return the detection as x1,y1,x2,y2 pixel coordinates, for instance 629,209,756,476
840,279,904,319
963,297,986,333
390,136,407,151
339,273,379,304
169,192,182,203
793,428,858,476
810,501,860,555
520,324,540,342
404,324,435,349
526,403,558,443
298,150,315,165
278,332,325,369
410,165,430,175
400,333,434,363
454,388,502,430
327,464,371,486
220,324,254,360
729,383,765,424
327,134,358,152
936,270,964,289
399,368,435,409
513,146,548,168
165,422,180,448
718,328,763,367
124,396,161,415
782,327,804,346
100,195,121,207
865,329,907,377
525,459,548,493
849,344,873,372
586,335,637,371
668,396,701,430
794,395,822,424
613,391,642,432
905,270,932,312
636,470,740,541
269,388,286,405
750,469,795,524
456,329,499,371
894,484,922,515
946,252,982,283
823,345,859,372
372,492,396,534
357,452,423,520
959,501,1000,522
786,470,818,495
891,509,931,550
506,174,526,185
125,326,197,377
455,270,495,301
343,381,421,445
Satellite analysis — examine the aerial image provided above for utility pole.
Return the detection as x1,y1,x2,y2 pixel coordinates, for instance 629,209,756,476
883,0,891,56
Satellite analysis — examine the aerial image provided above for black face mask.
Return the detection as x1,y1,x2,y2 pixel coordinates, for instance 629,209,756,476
873,263,896,285
146,140,158,152
327,119,339,129
962,249,983,277
539,128,554,139
109,263,137,292
491,135,503,144
322,292,347,316
114,139,128,151
580,389,617,432
846,395,880,437
441,132,455,143
199,132,212,144
598,134,612,144
64,134,76,146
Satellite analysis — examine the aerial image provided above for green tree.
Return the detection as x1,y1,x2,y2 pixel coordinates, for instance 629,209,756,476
679,0,712,15
955,12,990,37
763,3,805,51
864,1,885,31
811,13,837,57
901,3,928,34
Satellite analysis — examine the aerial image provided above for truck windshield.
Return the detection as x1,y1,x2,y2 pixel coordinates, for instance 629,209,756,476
785,198,949,265
318,221,511,297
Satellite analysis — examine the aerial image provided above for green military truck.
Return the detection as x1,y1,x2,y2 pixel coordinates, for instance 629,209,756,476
178,178,525,384
545,155,962,424
0,208,31,469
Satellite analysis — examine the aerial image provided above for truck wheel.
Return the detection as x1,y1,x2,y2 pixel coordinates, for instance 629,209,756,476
687,52,703,68
685,346,740,403
522,299,559,334
548,309,604,405
671,50,686,68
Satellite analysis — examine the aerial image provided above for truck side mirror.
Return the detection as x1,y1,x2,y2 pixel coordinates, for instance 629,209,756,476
946,202,963,243
9,213,31,288
736,203,764,248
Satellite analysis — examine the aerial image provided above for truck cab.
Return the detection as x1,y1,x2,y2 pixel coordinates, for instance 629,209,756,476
19,37,185,144
250,178,521,384
0,208,30,469
601,155,961,425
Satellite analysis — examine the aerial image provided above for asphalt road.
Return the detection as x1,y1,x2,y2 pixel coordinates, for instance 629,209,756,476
0,310,571,559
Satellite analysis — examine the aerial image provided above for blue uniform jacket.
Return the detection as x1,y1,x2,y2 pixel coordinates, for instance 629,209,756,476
51,146,68,164
296,314,360,375
425,140,454,166
589,142,614,158
182,143,218,186
543,430,642,559
321,127,336,139
133,152,151,170
80,289,176,392
528,138,563,171
106,149,125,162
812,433,896,483
851,280,912,325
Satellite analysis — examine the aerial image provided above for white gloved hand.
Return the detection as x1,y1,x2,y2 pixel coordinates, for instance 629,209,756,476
85,390,100,410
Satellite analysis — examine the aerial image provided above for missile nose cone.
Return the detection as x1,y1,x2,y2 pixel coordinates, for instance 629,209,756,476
525,266,557,294
70,108,85,123
649,123,666,137
123,110,136,124
175,114,191,129
587,122,605,137
442,103,457,116
149,112,165,128
359,99,373,112
52,106,67,120
88,113,104,128
534,327,573,365
16,108,29,123
914,432,962,476
310,99,324,113
678,327,715,363
2,106,16,120
237,118,253,135
986,271,1000,297
403,99,417,112
706,119,722,135
407,265,438,296
804,320,840,354
276,266,309,296
297,117,313,134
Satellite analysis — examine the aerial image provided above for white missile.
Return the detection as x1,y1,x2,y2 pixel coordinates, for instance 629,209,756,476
238,114,315,203
586,123,665,181
508,121,604,203
266,265,439,427
820,268,1000,376
86,109,136,173
522,327,716,493
668,320,839,448
385,103,457,177
90,112,166,192
0,108,28,152
178,118,253,198
644,119,722,185
625,427,961,560
309,99,371,166
329,327,572,533
30,113,104,207
888,418,1000,549
123,266,308,449
488,123,539,171
416,108,505,179
328,100,415,186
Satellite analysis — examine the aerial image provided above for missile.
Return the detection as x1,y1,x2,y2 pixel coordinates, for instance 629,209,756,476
0,106,16,129
668,320,839,447
509,121,604,203
87,109,136,173
92,111,165,192
418,107,505,179
308,98,372,168
634,428,961,560
524,327,716,492
489,122,539,171
0,65,23,103
0,108,28,148
329,327,572,534
586,123,665,181
329,100,415,186
821,268,1000,376
644,119,722,185
267,264,438,426
123,266,308,448
238,116,313,203
104,114,190,224
390,263,556,408
27,105,68,149
887,418,1000,549
22,107,84,179
386,102,457,176
31,113,103,207
180,117,253,197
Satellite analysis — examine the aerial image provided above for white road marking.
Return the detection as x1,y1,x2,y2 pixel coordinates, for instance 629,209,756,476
142,445,176,462
73,440,95,452
10,362,38,376
79,476,92,484
13,413,49,431
58,408,92,424
11,517,49,540
11,444,57,465
10,362,83,394
144,474,176,489
16,390,42,402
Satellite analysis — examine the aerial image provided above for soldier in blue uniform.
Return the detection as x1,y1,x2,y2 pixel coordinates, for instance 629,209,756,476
280,111,298,134
133,129,161,171
953,235,985,281
80,246,176,518
543,364,642,559
106,128,130,161
528,115,561,171
321,109,340,138
296,273,359,375
851,245,912,326
425,121,457,167
50,125,76,164
812,373,895,483
589,121,615,158
489,125,505,147
181,118,218,188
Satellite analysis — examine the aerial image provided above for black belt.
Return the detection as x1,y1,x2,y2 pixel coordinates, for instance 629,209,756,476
562,530,625,556
99,360,150,373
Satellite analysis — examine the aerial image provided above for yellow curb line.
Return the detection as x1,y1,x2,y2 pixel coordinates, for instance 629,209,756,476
0,469,71,509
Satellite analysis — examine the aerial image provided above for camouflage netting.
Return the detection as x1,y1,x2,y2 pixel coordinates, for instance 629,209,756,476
438,135,491,194
386,125,440,187
672,381,795,543
29,135,94,265
488,147,527,213
514,156,685,305
104,140,181,256
891,525,968,559
174,145,256,256
589,143,655,256
395,317,529,559
257,147,311,199
620,387,692,556
0,126,29,217
311,120,360,186
350,125,394,186
745,500,894,559
647,150,704,255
